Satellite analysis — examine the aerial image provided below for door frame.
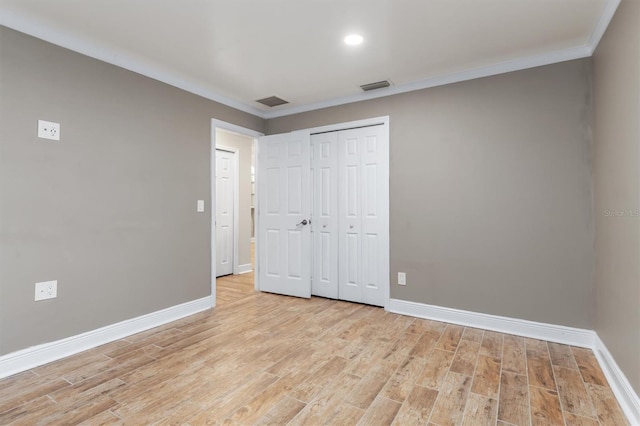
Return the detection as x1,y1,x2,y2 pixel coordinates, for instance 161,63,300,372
214,145,239,277
307,116,390,310
211,119,263,307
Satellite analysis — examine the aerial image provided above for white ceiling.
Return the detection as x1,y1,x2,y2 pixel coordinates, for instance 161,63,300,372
0,0,619,119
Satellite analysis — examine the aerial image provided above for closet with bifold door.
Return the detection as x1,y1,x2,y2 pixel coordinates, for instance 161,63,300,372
311,124,388,307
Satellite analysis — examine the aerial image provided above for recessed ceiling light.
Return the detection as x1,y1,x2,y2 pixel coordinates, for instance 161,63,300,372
344,34,364,46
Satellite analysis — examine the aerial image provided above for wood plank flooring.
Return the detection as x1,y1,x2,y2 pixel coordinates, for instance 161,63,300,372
0,270,629,425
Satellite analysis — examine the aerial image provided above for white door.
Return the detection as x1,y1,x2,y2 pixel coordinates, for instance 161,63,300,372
338,125,388,307
215,148,235,277
258,130,312,298
311,132,339,299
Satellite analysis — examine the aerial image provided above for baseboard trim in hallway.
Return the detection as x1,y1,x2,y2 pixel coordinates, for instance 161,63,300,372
389,298,640,424
236,263,253,274
0,295,213,380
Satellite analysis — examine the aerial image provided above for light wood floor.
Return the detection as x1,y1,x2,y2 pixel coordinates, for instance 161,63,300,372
0,271,628,425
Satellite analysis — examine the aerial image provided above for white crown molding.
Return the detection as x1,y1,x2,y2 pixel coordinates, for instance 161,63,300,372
263,45,592,119
587,0,621,55
0,9,265,118
0,0,621,120
388,298,640,424
388,299,595,347
0,296,213,380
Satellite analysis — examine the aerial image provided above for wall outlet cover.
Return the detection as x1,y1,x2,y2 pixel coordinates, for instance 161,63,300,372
398,272,406,285
37,120,60,141
35,280,57,301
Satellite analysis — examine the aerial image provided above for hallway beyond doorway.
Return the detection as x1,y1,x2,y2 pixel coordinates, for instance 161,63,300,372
216,243,255,306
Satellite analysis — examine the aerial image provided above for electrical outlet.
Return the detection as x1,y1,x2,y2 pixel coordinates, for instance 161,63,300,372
37,120,60,141
35,280,57,301
197,199,205,212
398,272,406,286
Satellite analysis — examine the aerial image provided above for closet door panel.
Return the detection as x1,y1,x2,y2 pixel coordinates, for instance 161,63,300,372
311,133,339,299
337,125,387,307
359,126,387,307
338,130,363,303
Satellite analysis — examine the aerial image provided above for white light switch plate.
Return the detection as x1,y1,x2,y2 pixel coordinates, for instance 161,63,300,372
38,120,60,141
197,200,205,212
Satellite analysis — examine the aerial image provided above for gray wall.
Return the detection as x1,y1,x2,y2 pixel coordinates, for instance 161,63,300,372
215,129,254,270
592,0,640,393
0,23,607,363
0,27,264,355
267,59,595,329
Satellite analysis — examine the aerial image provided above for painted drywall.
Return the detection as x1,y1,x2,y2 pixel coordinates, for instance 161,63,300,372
215,129,254,272
0,27,264,356
592,0,640,393
267,59,595,329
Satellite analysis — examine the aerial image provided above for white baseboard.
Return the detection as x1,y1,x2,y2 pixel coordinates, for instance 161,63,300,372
0,295,213,380
388,298,595,347
237,263,253,274
593,335,640,425
388,298,640,424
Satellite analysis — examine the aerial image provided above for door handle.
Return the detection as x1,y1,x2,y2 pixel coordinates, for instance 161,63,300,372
296,219,309,227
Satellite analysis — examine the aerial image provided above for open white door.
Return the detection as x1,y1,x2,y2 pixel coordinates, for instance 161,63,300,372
257,130,311,298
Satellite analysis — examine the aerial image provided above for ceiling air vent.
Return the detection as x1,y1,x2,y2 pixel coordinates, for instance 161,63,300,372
360,80,391,92
256,96,289,107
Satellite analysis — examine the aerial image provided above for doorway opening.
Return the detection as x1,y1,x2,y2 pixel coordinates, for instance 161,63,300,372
211,116,389,310
211,120,263,307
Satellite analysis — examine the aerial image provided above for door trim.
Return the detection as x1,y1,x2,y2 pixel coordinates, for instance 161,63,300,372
211,119,263,307
309,116,390,135
215,145,239,276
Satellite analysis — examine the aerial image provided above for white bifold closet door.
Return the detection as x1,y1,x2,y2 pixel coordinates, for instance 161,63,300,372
311,125,388,307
